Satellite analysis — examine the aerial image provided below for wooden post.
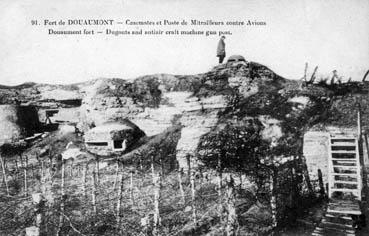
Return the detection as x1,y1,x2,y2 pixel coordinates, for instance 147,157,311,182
116,166,124,229
178,168,185,204
151,156,161,234
82,163,88,197
153,171,161,234
92,164,97,215
49,154,53,177
362,69,369,82
77,165,80,177
69,164,73,177
14,157,19,178
358,103,362,138
160,157,164,177
151,156,155,179
190,168,197,226
226,176,238,236
95,158,100,184
116,172,124,217
32,193,44,235
57,160,65,236
188,156,197,226
113,160,119,191
238,172,243,190
309,66,318,83
303,62,308,82
41,160,44,180
130,170,134,205
32,164,35,179
23,155,28,196
0,154,9,196
217,156,222,199
270,169,277,228
139,154,143,171
357,105,364,195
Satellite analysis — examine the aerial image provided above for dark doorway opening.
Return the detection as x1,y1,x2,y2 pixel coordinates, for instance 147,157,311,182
114,140,123,149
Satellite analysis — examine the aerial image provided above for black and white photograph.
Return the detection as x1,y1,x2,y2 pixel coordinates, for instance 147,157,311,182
0,0,369,235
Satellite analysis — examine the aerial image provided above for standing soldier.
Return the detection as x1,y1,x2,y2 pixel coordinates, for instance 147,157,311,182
217,36,226,64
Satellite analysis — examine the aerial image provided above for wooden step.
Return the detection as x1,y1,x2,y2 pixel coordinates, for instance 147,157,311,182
331,142,355,146
333,163,357,168
324,214,353,225
330,137,356,140
331,173,358,176
331,150,357,154
327,209,361,215
332,165,358,169
332,161,357,166
329,199,360,204
332,158,357,162
312,232,355,236
327,205,361,215
325,214,352,221
312,232,354,236
333,180,358,185
314,226,355,234
332,186,359,191
320,221,353,230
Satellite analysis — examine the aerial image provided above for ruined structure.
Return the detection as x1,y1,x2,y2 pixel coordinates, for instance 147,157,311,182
0,104,40,144
226,55,246,63
303,127,359,193
84,120,145,156
304,126,367,235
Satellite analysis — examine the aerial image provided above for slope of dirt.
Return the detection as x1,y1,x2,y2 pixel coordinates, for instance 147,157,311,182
1,61,368,235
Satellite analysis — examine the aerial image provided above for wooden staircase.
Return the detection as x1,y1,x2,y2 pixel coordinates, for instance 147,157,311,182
312,133,363,236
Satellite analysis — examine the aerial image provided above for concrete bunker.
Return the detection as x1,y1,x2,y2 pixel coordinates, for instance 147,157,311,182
84,119,145,156
227,55,246,63
0,104,41,144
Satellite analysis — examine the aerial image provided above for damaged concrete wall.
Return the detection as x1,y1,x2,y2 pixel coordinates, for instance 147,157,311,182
303,131,330,193
303,127,359,195
84,121,145,156
0,105,40,144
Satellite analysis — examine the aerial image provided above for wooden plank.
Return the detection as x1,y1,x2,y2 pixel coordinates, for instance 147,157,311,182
328,203,360,209
332,180,358,185
329,188,359,192
332,158,356,161
354,138,362,200
325,214,352,220
328,135,334,198
331,150,357,154
330,137,356,140
329,199,360,204
331,142,356,146
327,208,361,215
331,173,358,176
314,226,354,233
320,221,352,229
332,165,357,169
327,201,361,215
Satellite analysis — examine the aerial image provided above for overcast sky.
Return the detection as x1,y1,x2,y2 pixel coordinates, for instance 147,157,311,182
0,0,368,85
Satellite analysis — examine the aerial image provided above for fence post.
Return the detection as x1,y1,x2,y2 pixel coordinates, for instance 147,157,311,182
178,168,185,204
116,162,124,231
225,175,238,236
0,154,9,196
130,170,134,205
56,159,65,236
